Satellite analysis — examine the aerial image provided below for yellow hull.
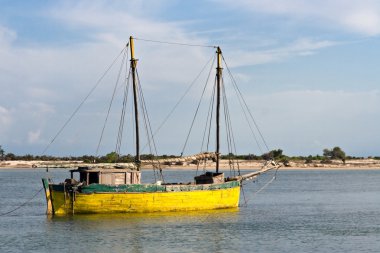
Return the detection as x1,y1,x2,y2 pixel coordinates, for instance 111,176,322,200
50,186,240,215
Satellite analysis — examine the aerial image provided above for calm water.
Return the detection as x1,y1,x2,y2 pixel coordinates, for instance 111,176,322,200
0,168,379,253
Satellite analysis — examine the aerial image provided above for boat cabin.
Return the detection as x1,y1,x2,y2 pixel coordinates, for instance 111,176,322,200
194,172,224,184
70,166,141,186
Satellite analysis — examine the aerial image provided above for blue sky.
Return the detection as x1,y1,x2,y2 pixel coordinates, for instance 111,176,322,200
0,0,379,157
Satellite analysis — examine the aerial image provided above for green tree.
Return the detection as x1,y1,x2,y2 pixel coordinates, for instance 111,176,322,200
0,145,4,161
323,146,346,163
305,155,313,164
118,154,134,163
80,155,97,163
5,153,16,160
104,152,119,163
22,154,34,161
262,149,284,160
140,154,155,160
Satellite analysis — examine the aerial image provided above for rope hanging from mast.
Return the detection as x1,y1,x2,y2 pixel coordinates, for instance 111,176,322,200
222,55,271,154
115,60,131,156
221,75,241,177
40,46,127,156
136,71,164,181
96,48,128,157
180,57,216,157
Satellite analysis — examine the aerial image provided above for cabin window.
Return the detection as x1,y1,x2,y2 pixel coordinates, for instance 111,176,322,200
88,172,99,184
79,172,86,183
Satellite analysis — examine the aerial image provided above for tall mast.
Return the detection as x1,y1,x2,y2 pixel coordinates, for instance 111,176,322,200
216,47,222,173
129,36,140,168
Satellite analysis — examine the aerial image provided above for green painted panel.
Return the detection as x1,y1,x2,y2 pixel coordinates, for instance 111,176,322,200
80,184,166,193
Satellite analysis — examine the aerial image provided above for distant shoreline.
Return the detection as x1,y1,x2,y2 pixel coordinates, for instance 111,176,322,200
1,159,380,170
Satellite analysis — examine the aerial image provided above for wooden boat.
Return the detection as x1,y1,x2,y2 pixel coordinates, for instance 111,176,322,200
42,36,279,215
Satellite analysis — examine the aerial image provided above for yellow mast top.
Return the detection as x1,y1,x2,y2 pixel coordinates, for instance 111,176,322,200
129,36,137,68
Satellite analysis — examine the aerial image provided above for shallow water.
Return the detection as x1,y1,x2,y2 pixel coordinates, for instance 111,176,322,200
0,168,379,252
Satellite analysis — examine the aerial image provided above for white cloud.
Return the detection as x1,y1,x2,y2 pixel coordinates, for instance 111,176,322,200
27,129,41,144
0,106,12,131
45,1,214,88
0,101,55,149
153,88,380,156
0,1,215,155
227,38,337,67
1,0,379,157
0,25,16,48
243,89,380,155
219,0,380,36
0,106,13,148
342,9,380,36
19,102,56,118
48,1,204,45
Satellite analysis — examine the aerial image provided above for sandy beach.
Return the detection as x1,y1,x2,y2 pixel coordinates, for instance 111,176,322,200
1,159,380,170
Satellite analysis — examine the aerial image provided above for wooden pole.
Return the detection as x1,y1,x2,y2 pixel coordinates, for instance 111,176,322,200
216,47,222,173
129,36,141,168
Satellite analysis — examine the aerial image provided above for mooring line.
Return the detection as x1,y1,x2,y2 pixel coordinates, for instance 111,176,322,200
242,168,279,206
0,187,43,216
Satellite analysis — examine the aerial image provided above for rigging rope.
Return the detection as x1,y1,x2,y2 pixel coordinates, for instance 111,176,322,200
221,77,239,176
241,167,279,206
115,46,131,156
205,79,217,154
115,70,131,156
140,53,216,153
222,55,270,153
0,187,43,216
136,71,164,181
197,79,216,174
134,37,216,48
200,79,216,153
41,46,127,156
240,185,248,207
181,53,217,156
96,49,128,157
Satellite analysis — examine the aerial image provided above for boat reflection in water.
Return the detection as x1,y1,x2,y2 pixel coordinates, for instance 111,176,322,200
46,209,240,252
